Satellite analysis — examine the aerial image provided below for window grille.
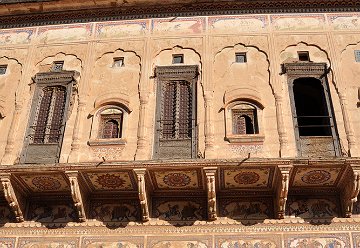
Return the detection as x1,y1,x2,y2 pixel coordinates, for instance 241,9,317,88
0,65,7,75
51,61,64,72
113,57,124,67
172,54,184,64
154,65,198,159
235,53,247,63
32,86,67,144
161,80,192,140
232,106,256,135
298,51,310,61
99,109,123,139
355,50,360,62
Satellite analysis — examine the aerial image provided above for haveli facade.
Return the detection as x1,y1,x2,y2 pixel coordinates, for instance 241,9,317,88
1,0,360,247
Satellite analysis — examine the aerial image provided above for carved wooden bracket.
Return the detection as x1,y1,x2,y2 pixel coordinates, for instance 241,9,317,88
204,167,217,221
275,165,292,219
133,169,150,222
342,165,360,218
65,171,87,222
0,173,24,222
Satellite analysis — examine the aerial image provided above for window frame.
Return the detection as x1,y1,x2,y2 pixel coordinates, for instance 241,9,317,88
224,100,264,144
20,70,76,164
88,105,129,146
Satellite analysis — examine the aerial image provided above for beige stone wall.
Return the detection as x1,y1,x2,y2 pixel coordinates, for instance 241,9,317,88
1,13,360,164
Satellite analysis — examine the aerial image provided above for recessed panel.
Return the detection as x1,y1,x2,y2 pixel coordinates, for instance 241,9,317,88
150,169,202,190
291,166,343,187
221,167,274,190
16,173,70,193
83,171,136,191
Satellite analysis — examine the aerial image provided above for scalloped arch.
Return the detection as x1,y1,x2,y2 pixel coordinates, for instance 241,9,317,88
96,48,141,62
153,45,202,68
224,87,264,109
89,91,132,116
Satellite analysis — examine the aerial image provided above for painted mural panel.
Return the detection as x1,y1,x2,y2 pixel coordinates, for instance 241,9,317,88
16,174,70,192
84,171,136,191
0,202,15,223
285,233,350,248
286,196,339,219
153,198,206,221
328,13,360,30
37,24,92,44
18,238,79,248
291,166,343,187
151,17,205,35
0,238,15,248
221,167,274,189
82,236,143,248
270,14,326,31
27,201,77,223
96,20,148,38
148,236,211,248
352,233,360,248
219,197,273,220
90,199,140,222
209,15,267,33
0,28,34,45
216,235,281,248
150,169,202,190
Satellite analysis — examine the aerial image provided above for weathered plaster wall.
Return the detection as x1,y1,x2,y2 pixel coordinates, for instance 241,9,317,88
0,13,359,162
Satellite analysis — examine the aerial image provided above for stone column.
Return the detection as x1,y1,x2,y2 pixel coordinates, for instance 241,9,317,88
68,98,87,162
339,91,357,156
1,101,23,165
204,90,215,158
135,92,150,160
274,93,289,157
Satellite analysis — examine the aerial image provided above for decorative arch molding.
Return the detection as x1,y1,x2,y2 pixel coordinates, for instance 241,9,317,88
153,45,202,72
34,52,83,76
280,42,331,65
224,87,264,109
214,43,273,93
339,40,360,55
96,48,141,63
90,92,132,116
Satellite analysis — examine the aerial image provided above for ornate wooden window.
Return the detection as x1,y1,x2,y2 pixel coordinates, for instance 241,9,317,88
282,62,340,157
154,65,198,159
21,70,76,164
32,86,67,144
99,108,123,139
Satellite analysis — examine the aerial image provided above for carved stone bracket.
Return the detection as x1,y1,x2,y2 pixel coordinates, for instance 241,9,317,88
65,171,87,222
342,165,360,218
0,173,24,222
275,165,292,219
204,167,217,221
133,169,150,222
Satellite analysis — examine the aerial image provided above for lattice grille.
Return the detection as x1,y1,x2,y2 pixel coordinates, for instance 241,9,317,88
161,80,192,140
100,113,123,139
33,86,66,144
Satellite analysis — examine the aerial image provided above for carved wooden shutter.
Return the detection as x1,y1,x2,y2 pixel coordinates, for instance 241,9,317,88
154,65,198,159
21,71,75,164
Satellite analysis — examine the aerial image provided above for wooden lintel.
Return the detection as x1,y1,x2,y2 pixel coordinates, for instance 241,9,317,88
133,168,150,222
65,171,87,222
203,167,217,221
275,165,292,219
0,173,24,222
